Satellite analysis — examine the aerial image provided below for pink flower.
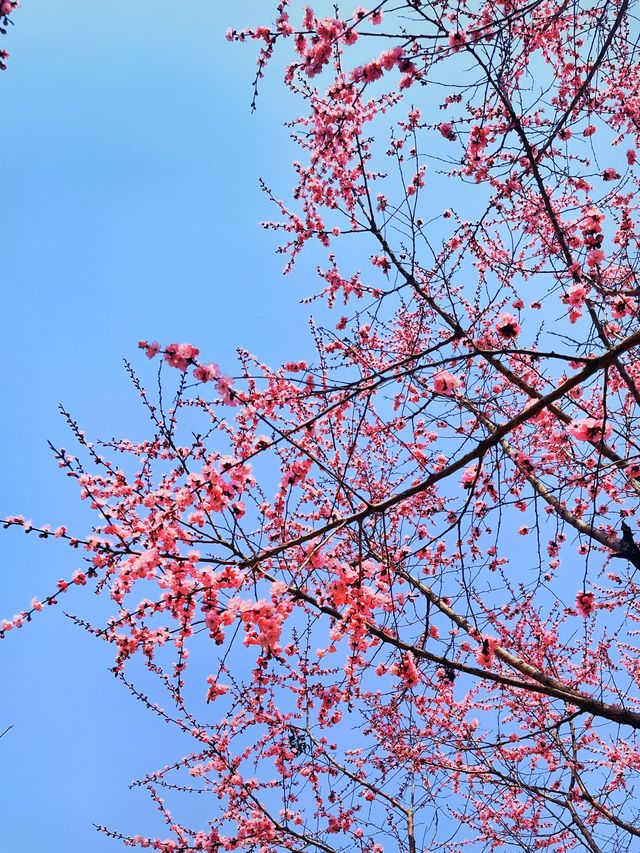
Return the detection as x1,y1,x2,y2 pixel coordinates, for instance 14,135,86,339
379,47,403,70
627,149,637,165
206,677,230,702
476,636,498,667
612,296,636,319
371,254,391,274
583,124,596,137
569,417,612,444
581,207,604,233
586,248,605,268
164,343,200,371
433,370,461,394
448,30,467,49
564,283,588,307
391,651,421,686
495,313,521,339
361,61,383,81
460,465,480,489
216,375,238,406
138,340,161,359
231,501,246,517
439,121,456,141
576,590,595,617
625,461,640,479
194,362,220,383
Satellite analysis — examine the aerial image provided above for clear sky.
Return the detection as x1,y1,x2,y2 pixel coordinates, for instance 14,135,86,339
0,3,322,849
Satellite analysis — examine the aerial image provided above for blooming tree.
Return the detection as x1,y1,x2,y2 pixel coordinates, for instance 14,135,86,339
6,0,640,850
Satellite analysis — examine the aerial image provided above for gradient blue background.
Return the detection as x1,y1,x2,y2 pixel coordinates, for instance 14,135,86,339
0,2,321,849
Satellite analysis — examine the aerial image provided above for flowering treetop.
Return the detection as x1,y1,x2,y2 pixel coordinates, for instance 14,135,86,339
6,1,640,850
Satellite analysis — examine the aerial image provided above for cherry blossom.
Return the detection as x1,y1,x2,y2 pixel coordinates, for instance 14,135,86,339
433,370,461,394
569,417,612,444
576,591,595,617
7,1,640,851
495,313,521,339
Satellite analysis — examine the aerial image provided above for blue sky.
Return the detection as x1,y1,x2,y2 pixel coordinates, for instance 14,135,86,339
0,3,323,849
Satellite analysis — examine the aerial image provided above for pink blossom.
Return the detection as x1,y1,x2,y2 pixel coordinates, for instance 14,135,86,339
164,342,200,371
379,46,403,71
564,283,588,307
569,417,612,443
460,465,480,489
391,651,421,686
439,122,456,141
576,590,595,617
7,9,640,847
371,254,391,274
586,248,605,267
602,167,620,181
448,30,467,49
194,362,221,383
138,340,161,359
433,370,461,394
360,61,383,81
206,676,230,702
495,313,521,339
625,461,640,479
476,636,498,667
231,501,246,517
582,207,604,233
216,375,238,406
612,295,636,318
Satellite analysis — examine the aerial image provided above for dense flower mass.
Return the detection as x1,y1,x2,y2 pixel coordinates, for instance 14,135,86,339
7,1,640,851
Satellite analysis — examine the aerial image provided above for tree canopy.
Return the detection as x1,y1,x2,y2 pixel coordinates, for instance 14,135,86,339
5,1,640,850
